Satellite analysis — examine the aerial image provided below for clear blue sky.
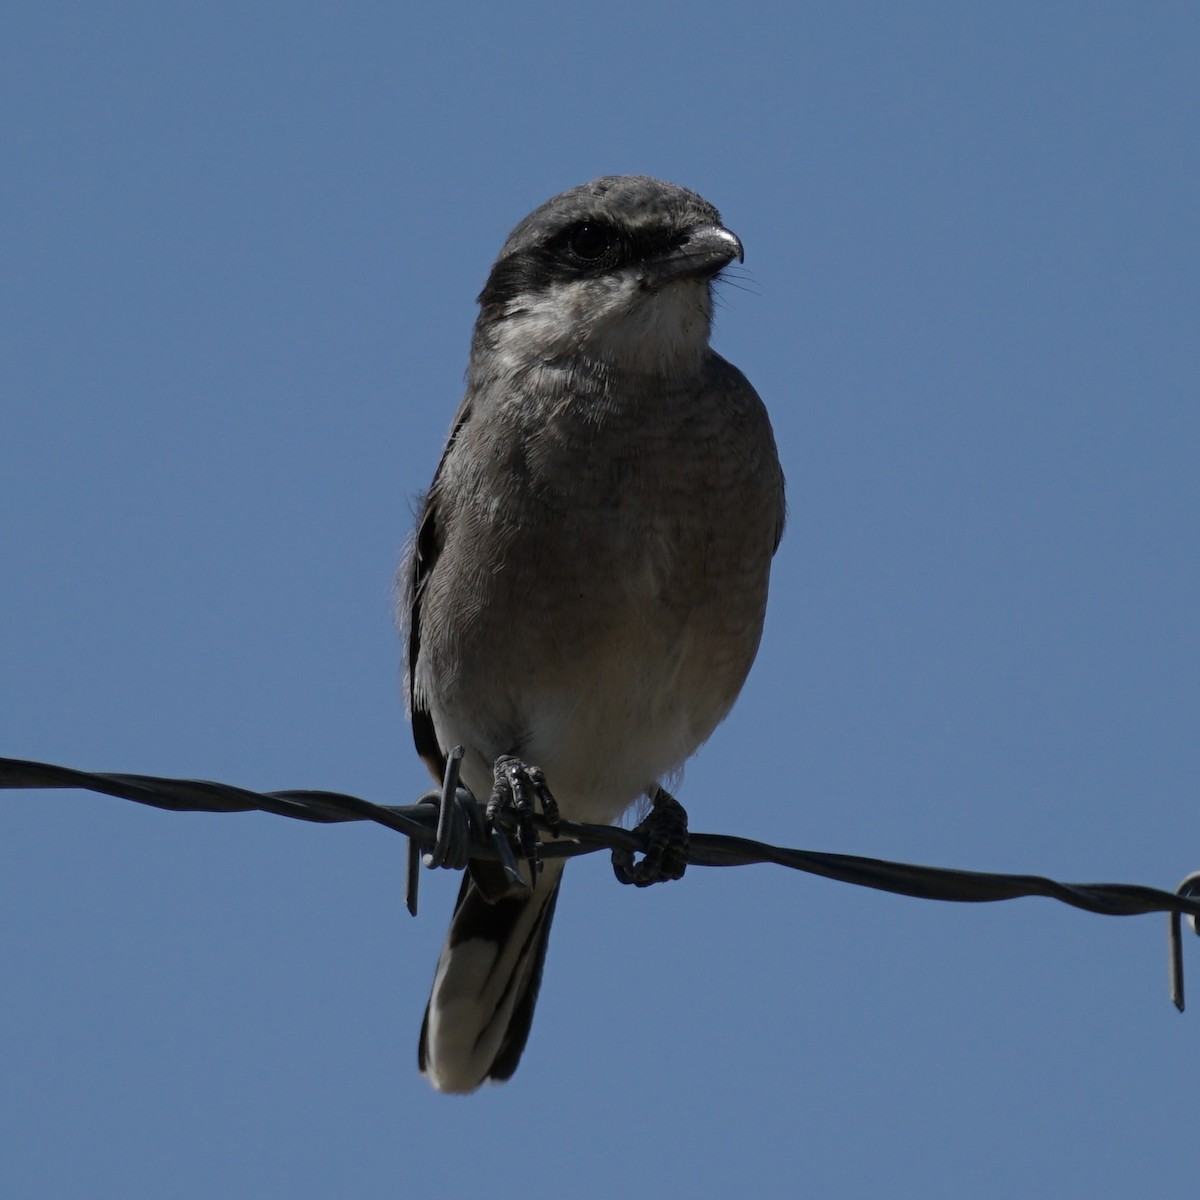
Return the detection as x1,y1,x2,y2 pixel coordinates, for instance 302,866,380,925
3,3,1198,1196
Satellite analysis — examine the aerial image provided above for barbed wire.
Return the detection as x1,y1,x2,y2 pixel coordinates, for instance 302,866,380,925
3,752,1198,1009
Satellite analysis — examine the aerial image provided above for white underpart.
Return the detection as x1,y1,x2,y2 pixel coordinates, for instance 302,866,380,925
496,271,713,374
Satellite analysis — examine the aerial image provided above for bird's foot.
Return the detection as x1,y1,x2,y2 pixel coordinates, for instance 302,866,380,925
486,755,560,885
612,787,689,887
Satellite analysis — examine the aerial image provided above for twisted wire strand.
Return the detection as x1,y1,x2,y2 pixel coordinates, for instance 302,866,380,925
3,754,1197,1006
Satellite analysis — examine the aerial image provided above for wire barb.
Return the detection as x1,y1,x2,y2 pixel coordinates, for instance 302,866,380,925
3,754,1200,1007
407,748,464,915
1168,871,1200,1012
423,746,469,870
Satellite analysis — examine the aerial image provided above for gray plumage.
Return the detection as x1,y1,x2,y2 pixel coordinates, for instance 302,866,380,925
401,175,785,1093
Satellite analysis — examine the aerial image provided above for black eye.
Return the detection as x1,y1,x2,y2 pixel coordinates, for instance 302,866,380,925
566,221,615,261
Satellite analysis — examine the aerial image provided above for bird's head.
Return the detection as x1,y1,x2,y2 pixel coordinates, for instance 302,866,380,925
475,176,743,377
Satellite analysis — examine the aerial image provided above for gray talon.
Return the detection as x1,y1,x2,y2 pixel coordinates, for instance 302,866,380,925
487,755,559,884
612,787,689,887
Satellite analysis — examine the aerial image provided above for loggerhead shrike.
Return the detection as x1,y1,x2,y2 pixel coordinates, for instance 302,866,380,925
401,176,785,1093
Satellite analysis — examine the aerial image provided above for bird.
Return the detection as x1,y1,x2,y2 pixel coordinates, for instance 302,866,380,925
400,175,785,1093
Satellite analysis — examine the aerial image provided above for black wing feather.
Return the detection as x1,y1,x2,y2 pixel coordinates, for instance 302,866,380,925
405,397,474,781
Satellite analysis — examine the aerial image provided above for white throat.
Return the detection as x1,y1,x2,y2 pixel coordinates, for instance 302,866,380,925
496,272,714,376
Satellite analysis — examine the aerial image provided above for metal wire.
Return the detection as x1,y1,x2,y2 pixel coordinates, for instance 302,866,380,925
3,753,1198,1006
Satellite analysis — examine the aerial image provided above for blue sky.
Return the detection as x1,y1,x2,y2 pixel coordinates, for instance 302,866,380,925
3,3,1198,1196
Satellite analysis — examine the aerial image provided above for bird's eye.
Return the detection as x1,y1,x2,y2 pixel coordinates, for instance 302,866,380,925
566,222,615,261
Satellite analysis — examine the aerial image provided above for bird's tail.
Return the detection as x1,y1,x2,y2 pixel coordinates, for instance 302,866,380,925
419,857,564,1093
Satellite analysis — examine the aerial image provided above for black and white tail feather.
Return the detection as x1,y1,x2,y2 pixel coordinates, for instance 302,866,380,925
418,860,562,1092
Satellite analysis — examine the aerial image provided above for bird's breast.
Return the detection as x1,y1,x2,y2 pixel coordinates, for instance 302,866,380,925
421,370,779,824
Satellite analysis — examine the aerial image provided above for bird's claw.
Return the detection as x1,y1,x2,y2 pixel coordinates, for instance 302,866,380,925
487,755,560,887
612,787,689,887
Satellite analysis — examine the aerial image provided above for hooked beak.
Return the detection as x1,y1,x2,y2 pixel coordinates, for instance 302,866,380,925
645,224,744,286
